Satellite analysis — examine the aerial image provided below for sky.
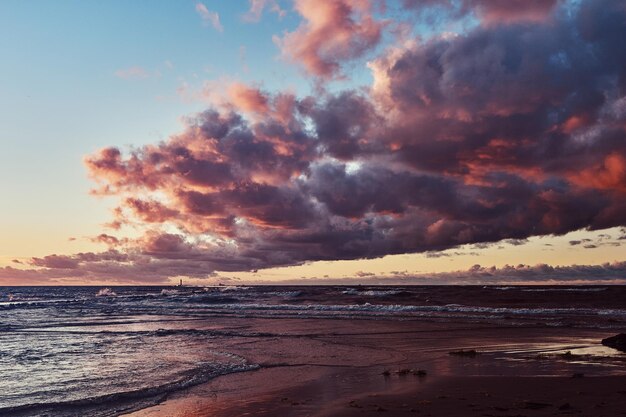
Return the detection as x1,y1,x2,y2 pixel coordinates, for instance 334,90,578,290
1,0,625,286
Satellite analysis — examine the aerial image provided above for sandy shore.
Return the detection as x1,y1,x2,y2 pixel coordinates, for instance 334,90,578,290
124,317,626,417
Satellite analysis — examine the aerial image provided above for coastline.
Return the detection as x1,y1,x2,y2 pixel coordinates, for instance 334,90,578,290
124,317,626,417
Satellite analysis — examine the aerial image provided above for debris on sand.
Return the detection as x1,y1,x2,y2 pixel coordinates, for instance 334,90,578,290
348,400,362,408
449,349,479,357
522,401,552,410
394,368,428,376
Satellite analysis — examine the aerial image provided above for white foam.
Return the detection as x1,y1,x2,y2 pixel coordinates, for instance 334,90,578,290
96,288,117,297
184,302,626,318
521,288,607,292
342,289,401,296
217,286,251,292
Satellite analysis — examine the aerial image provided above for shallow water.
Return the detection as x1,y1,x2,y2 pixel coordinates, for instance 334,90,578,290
1,285,625,416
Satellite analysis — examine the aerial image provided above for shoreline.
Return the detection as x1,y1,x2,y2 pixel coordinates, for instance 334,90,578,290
6,285,625,417
124,318,626,417
126,363,626,417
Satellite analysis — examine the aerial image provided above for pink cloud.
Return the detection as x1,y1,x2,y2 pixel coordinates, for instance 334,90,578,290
276,0,384,78
91,233,121,247
30,255,80,269
244,0,286,22
195,2,223,32
402,0,560,25
470,0,560,25
228,83,270,114
80,1,626,278
5,0,626,284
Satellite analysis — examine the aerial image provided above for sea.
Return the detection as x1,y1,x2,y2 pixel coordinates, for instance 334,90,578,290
1,285,625,416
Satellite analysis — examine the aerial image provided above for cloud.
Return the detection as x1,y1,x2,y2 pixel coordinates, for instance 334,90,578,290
82,0,625,275
367,261,626,285
228,82,270,114
195,2,223,32
231,261,626,285
402,0,561,26
91,233,121,246
470,0,560,25
30,255,80,269
249,261,626,285
431,261,626,284
4,0,626,284
275,0,384,78
568,234,622,248
244,0,286,22
6,255,624,286
0,244,241,285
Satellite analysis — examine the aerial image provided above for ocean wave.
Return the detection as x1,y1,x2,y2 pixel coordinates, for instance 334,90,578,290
521,288,608,292
259,290,303,297
0,361,259,417
342,288,402,296
164,301,626,317
217,286,251,292
0,294,41,302
0,298,85,310
185,293,240,304
160,289,180,296
486,286,607,292
96,288,117,297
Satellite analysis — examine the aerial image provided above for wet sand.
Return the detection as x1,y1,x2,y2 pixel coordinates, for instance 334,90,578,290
124,317,626,417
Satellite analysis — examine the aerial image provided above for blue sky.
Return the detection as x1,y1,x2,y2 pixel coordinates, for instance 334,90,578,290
0,1,305,258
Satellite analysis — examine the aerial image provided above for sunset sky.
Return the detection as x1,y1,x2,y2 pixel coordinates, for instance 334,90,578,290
1,0,625,285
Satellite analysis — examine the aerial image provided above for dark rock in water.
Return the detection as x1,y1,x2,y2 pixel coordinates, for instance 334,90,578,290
601,333,626,352
449,349,479,357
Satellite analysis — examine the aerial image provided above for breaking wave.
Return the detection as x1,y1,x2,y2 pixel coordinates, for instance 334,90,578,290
343,288,402,297
96,288,117,297
0,361,258,417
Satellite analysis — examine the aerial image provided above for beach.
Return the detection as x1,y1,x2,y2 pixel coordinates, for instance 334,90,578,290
4,0,626,415
2,285,626,416
126,315,626,417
